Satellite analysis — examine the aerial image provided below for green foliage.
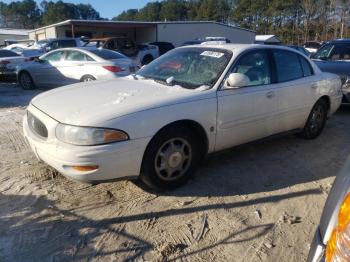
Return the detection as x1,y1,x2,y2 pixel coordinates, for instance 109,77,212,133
0,0,101,29
113,0,350,43
0,0,41,28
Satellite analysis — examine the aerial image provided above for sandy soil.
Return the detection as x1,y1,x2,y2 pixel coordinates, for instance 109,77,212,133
1,83,350,262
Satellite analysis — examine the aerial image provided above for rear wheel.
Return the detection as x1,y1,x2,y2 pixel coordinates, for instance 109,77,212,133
81,75,96,82
19,71,35,90
299,99,328,139
140,126,202,191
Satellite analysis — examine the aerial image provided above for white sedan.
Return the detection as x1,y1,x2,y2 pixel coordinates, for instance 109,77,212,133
17,47,138,89
23,44,342,190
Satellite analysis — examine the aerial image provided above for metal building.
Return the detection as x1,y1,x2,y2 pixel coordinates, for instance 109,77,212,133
28,20,255,46
0,28,29,46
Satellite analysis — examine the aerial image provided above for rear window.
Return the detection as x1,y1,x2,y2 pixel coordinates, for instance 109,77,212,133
299,56,313,76
0,50,19,58
89,49,127,60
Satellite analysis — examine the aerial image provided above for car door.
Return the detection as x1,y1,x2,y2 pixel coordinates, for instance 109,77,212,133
58,50,94,84
215,49,279,151
271,49,319,132
32,50,66,86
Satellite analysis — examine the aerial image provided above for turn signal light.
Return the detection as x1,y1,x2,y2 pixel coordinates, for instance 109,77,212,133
326,193,350,262
104,129,128,143
102,65,124,73
72,165,99,172
0,60,10,65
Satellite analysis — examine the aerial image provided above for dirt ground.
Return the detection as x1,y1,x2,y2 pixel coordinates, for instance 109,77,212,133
1,83,349,262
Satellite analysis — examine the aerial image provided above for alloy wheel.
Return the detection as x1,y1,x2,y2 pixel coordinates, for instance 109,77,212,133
154,137,192,181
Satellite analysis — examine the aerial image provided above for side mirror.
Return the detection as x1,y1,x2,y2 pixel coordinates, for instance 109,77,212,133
225,73,250,88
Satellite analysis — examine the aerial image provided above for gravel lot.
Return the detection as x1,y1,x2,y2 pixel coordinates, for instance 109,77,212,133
1,82,350,262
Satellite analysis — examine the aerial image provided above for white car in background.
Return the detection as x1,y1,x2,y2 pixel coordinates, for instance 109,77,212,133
0,49,27,79
17,47,138,89
23,44,342,190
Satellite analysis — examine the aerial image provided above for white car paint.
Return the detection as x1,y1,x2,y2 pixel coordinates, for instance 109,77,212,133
23,44,343,183
17,47,137,87
0,50,27,77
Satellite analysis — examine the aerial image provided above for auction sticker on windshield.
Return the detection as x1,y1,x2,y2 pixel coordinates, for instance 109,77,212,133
200,51,225,58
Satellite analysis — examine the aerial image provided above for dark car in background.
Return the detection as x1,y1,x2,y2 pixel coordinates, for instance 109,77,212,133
35,38,82,52
303,41,322,54
148,41,174,56
312,39,350,103
287,45,311,56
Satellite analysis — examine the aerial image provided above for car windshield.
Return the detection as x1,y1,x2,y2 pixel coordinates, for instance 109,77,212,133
137,47,232,89
313,44,334,59
89,49,127,60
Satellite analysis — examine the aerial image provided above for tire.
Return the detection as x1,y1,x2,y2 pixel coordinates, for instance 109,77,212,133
19,71,35,90
141,55,153,66
299,99,328,139
81,75,96,82
140,126,203,191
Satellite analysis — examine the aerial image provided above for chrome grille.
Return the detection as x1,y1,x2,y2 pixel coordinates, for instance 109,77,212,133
27,111,48,139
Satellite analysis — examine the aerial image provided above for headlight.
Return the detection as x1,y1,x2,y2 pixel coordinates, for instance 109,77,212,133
326,192,350,262
56,124,129,146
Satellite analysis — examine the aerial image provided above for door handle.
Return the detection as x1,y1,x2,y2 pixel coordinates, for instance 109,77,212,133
311,84,318,89
266,91,275,98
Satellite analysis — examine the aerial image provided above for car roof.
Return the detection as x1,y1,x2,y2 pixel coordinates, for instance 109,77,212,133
184,43,305,53
327,39,350,44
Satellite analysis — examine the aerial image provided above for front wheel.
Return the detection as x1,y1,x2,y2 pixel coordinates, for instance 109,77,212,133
140,126,202,191
299,99,328,139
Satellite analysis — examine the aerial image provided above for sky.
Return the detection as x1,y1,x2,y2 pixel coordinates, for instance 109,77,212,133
2,0,158,19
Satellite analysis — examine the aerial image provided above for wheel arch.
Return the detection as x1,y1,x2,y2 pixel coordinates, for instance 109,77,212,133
140,119,209,171
17,69,35,86
141,54,154,65
80,74,96,82
17,69,31,79
319,95,331,115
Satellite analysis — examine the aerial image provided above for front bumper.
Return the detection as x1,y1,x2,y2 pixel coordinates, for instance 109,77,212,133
23,105,151,182
307,228,325,262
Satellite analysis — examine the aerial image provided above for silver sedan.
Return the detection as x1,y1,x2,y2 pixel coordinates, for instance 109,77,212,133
17,47,138,89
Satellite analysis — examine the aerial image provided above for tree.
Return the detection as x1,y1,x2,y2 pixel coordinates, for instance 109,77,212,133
0,0,41,28
76,3,100,20
113,9,139,21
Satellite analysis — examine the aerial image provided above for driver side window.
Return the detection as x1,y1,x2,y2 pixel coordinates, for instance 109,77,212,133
231,50,271,87
42,51,65,62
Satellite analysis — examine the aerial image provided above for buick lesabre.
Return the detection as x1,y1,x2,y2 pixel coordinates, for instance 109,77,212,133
23,44,342,190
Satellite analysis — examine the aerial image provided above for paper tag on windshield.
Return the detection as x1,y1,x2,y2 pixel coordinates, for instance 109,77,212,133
200,51,224,58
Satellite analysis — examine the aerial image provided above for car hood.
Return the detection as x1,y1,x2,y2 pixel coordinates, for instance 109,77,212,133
313,59,350,77
31,77,214,125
